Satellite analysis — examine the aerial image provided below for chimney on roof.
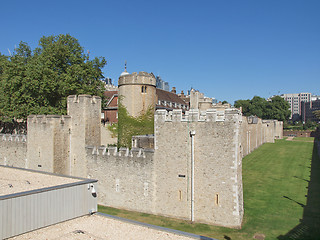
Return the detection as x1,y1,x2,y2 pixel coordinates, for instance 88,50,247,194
180,90,185,97
171,87,176,94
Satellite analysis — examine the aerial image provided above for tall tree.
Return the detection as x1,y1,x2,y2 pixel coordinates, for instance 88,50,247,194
313,110,320,121
249,96,267,118
235,95,290,121
266,96,291,121
0,34,106,123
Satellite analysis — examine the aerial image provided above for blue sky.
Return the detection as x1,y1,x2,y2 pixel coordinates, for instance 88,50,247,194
1,0,319,104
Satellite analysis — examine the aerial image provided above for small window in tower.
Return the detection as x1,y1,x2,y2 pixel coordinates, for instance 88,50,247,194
141,86,147,93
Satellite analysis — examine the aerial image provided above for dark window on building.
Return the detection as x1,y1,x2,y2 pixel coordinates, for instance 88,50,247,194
141,86,147,93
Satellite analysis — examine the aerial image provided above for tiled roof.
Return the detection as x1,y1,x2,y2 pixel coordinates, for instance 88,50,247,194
104,91,118,99
103,91,118,108
156,89,186,105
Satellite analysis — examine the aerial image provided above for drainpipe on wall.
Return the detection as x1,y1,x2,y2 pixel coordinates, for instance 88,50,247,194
248,131,251,153
247,131,249,154
69,128,72,175
190,130,196,222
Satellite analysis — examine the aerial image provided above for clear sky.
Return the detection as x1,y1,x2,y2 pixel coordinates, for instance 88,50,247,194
1,0,319,104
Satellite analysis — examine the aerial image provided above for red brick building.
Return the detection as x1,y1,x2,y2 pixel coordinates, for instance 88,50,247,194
102,91,118,124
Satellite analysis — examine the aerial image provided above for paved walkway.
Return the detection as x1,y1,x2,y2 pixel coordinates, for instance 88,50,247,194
10,213,216,240
286,137,314,143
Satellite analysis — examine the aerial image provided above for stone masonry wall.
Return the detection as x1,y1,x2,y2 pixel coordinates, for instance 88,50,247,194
0,134,27,168
0,95,101,177
101,124,117,146
84,108,247,228
67,95,101,177
86,146,155,214
154,109,243,228
240,117,283,157
27,115,71,174
0,95,283,229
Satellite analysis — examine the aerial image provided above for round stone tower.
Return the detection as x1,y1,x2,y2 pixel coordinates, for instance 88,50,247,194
118,71,156,117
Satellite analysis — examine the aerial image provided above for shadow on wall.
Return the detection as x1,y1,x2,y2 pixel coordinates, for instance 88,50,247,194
278,140,320,240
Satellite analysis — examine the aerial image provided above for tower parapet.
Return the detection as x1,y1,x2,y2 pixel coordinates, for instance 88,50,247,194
118,72,156,87
155,108,242,123
67,94,101,106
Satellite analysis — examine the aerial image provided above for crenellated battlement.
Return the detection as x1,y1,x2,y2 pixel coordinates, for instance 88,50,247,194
118,71,156,87
86,146,154,158
67,94,101,105
27,115,71,125
262,119,280,124
0,134,27,143
155,108,242,123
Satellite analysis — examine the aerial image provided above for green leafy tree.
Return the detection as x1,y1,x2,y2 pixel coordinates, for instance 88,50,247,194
235,96,266,118
265,96,290,121
303,120,317,130
249,96,267,118
313,110,320,121
234,99,250,114
0,34,106,125
235,95,290,121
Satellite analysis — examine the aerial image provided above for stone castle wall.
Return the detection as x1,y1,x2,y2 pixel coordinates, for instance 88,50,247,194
153,109,243,227
27,115,72,174
0,134,27,167
101,124,117,146
86,146,155,214
0,95,102,177
240,117,283,157
84,108,245,228
0,95,283,229
87,107,285,228
67,95,101,177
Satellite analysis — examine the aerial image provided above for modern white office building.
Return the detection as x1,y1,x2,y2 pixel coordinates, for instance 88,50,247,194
281,93,312,120
311,95,320,101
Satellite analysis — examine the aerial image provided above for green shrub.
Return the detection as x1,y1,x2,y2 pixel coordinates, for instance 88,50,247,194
117,103,154,148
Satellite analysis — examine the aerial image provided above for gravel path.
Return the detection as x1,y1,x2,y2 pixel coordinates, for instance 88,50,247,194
10,214,195,240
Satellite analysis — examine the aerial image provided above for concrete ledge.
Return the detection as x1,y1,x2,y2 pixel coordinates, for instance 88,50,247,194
0,165,97,200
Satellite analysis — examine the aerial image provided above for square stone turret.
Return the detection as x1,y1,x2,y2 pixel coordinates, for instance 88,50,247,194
67,95,101,177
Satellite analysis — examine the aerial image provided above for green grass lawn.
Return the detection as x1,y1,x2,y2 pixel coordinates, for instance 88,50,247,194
98,139,320,240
